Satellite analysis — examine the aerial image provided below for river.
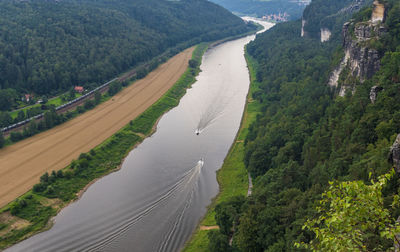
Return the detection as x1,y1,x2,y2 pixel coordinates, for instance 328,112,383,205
7,18,273,252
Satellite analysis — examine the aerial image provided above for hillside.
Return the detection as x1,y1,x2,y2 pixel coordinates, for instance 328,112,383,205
301,0,373,41
209,0,309,21
0,0,254,107
206,0,400,250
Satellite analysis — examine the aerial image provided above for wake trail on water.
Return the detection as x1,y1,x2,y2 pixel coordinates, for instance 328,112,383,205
82,160,204,252
157,160,203,252
15,161,204,252
195,89,234,135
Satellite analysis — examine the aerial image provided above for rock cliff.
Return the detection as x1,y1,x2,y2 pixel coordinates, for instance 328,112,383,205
328,0,387,96
389,134,400,174
369,85,383,103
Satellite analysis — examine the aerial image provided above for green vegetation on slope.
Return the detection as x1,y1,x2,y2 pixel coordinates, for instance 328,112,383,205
209,0,308,20
183,50,263,252
302,0,373,39
0,0,256,110
203,0,400,251
0,43,208,250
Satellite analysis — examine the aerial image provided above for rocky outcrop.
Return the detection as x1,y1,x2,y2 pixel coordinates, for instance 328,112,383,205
328,51,350,88
389,134,400,174
301,18,307,37
328,3,387,96
372,0,386,23
320,28,332,42
369,85,383,103
342,21,385,81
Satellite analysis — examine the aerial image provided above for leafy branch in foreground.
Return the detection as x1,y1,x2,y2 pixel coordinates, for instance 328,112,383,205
296,170,400,251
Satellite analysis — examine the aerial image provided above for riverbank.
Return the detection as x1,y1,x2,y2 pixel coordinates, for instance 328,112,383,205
0,44,208,250
183,49,262,252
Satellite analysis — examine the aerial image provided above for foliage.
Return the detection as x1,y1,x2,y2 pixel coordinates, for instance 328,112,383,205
129,43,208,135
0,43,207,249
215,196,246,235
0,194,57,249
183,49,263,252
209,0,307,20
0,89,18,111
297,171,399,251
0,131,4,148
302,0,373,39
0,0,253,103
208,230,231,252
214,1,400,251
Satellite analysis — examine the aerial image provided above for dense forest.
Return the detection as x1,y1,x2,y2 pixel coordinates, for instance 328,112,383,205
209,0,308,20
301,0,370,38
210,0,400,250
0,0,255,110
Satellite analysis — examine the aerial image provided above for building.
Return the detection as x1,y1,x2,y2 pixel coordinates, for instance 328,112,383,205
74,86,84,93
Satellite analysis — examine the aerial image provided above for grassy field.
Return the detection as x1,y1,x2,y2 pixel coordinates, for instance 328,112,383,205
183,49,262,252
0,44,207,250
10,93,83,119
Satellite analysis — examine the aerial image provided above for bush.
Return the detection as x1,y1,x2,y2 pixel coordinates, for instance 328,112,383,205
64,170,74,179
40,172,49,183
77,106,84,113
94,91,102,104
84,100,94,110
56,170,64,178
208,230,230,252
10,132,23,142
0,132,4,148
33,183,46,192
189,59,198,68
10,199,28,215
46,185,54,194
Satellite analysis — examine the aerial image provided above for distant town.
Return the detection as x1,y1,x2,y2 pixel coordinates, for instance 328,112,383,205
261,0,310,22
262,12,290,22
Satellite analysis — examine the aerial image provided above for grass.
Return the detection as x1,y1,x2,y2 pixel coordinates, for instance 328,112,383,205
0,44,208,250
129,43,208,135
183,48,263,252
10,94,83,119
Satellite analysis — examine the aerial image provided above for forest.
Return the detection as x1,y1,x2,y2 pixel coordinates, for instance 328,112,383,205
209,0,307,20
209,0,400,250
0,0,254,111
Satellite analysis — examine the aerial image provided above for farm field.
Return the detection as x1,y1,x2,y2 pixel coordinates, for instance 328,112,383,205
0,47,194,208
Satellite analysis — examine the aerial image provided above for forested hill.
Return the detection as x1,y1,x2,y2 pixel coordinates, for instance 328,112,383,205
301,0,373,40
207,0,400,251
209,0,309,20
0,0,254,101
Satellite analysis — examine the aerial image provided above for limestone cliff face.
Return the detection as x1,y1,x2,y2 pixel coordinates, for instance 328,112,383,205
342,21,385,81
328,1,387,96
369,85,383,103
301,18,307,37
320,28,332,42
302,0,368,42
371,0,385,23
389,134,400,174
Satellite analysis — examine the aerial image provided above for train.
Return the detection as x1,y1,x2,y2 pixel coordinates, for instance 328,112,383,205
1,78,118,133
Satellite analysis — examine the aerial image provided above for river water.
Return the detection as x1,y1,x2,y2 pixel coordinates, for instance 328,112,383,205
7,19,273,252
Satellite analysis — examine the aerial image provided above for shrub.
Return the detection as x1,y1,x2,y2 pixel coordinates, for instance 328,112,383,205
33,183,46,192
56,170,64,178
189,59,198,68
40,172,49,183
0,132,4,148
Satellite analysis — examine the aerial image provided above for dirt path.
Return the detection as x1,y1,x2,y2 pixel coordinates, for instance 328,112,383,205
0,47,194,208
200,226,219,230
